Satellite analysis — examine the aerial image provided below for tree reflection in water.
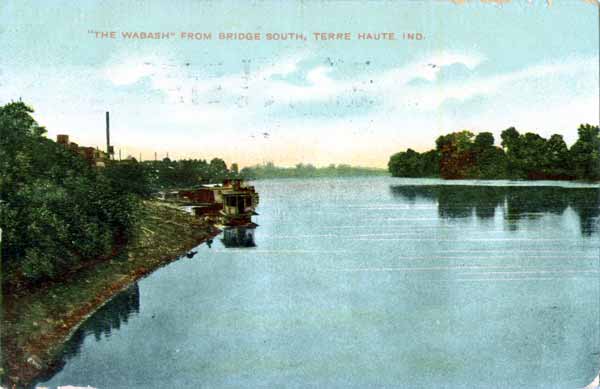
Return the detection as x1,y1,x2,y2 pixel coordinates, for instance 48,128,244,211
390,185,600,236
34,283,140,387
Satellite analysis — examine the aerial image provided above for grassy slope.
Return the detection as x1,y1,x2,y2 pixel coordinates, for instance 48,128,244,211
1,201,219,388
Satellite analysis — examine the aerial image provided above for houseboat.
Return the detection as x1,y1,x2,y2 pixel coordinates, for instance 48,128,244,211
173,179,259,227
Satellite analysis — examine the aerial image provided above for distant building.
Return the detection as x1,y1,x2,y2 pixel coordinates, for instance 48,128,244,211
56,134,108,167
57,134,70,145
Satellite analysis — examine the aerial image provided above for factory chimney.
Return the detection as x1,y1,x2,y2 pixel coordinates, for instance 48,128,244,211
105,111,111,159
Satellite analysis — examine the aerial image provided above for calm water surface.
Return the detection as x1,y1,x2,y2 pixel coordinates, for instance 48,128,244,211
41,177,600,388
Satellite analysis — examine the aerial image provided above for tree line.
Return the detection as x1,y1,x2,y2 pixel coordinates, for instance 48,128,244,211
139,157,238,189
116,160,386,187
0,102,239,287
239,162,387,179
1,102,143,286
388,125,600,181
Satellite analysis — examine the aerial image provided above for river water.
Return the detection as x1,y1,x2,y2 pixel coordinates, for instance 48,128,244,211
41,177,600,388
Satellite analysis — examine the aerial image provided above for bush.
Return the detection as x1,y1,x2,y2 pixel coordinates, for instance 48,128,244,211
0,101,142,286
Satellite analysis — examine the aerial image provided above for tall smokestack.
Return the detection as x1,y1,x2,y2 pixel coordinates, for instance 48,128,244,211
105,111,111,158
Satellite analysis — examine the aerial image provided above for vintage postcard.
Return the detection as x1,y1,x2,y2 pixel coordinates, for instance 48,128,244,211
1,1,599,388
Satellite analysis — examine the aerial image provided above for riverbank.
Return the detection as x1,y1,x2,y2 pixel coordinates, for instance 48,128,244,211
1,201,220,388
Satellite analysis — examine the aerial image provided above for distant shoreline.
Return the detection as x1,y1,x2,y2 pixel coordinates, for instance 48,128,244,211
239,163,387,180
248,173,388,180
249,175,599,187
387,176,600,187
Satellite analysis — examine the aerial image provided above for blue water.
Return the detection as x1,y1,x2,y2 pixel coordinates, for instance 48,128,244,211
41,177,600,388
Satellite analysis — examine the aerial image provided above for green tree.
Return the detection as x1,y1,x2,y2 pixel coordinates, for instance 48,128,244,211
474,132,495,150
519,132,548,178
472,132,507,179
0,101,140,286
388,125,599,182
436,131,476,179
570,124,600,180
209,158,229,182
103,160,152,198
420,150,440,177
546,134,571,178
388,149,423,177
500,127,524,178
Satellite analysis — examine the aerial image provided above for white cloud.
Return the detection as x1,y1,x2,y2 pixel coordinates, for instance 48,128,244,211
100,50,487,108
401,57,597,110
104,57,159,86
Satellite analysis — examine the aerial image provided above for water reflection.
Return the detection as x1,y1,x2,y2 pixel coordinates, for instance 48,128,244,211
221,226,257,248
29,178,600,388
390,185,600,235
34,283,140,386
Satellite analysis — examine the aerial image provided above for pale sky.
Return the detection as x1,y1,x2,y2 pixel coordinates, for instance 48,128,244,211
1,1,598,167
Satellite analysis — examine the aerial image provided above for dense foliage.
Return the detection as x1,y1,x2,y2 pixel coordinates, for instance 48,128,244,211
134,160,385,186
389,125,600,180
0,102,272,286
0,102,144,286
239,162,387,179
141,157,235,188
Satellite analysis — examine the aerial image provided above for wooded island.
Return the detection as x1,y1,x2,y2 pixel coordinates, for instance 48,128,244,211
388,125,600,181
